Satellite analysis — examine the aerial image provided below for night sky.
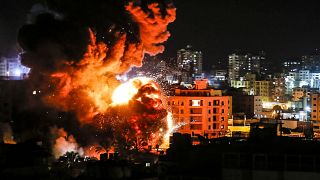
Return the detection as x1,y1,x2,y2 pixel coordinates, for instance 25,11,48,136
2,0,320,71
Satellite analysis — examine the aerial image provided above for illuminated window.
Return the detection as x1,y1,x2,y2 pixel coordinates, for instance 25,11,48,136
221,125,224,129
191,100,201,106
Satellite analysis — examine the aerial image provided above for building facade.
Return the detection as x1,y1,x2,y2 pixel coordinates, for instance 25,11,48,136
232,95,263,119
230,79,271,101
0,56,30,79
168,80,231,139
177,45,203,75
228,52,265,81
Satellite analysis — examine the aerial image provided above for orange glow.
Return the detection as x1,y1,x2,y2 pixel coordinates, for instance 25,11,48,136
112,77,159,105
43,2,175,158
44,3,176,124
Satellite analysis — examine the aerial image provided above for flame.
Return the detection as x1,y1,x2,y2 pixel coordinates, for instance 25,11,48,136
44,2,176,123
112,77,159,105
161,112,173,148
1,123,16,144
161,112,189,149
41,2,176,158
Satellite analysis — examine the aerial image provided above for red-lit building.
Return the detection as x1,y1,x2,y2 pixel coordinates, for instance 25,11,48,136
168,79,232,139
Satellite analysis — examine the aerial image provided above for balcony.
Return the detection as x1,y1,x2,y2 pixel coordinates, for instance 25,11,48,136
190,116,202,123
190,108,202,114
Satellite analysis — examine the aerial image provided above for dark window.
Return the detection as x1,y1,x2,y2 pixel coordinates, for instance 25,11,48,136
314,104,317,106
213,108,218,113
181,101,184,106
221,117,224,121
213,124,217,129
168,101,170,105
208,125,211,130
313,110,317,112
208,117,211,122
180,110,184,114
208,102,211,106
213,116,217,121
222,109,224,113
221,101,224,105
208,110,211,114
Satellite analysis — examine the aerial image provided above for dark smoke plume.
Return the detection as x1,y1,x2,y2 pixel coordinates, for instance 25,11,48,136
17,0,175,157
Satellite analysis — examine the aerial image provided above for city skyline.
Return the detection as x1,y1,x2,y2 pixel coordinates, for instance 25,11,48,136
2,1,320,179
2,0,320,71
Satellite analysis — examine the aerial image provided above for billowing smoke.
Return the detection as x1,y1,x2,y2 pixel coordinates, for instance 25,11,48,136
17,0,175,158
51,127,84,159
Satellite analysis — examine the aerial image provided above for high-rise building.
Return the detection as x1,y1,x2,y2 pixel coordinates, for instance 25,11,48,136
168,80,231,140
228,52,264,81
177,45,203,76
246,54,261,74
302,54,320,71
283,60,302,73
228,53,245,81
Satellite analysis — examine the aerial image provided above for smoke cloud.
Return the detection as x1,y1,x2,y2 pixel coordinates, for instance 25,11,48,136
17,0,175,157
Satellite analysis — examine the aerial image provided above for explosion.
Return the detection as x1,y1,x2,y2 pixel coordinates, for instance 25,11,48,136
18,0,176,159
112,77,160,105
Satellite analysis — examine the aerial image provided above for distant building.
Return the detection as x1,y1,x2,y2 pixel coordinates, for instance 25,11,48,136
228,52,265,81
271,76,287,102
302,54,320,71
232,95,263,119
311,93,320,121
177,45,203,77
311,92,320,131
283,60,302,73
214,70,227,81
0,56,30,80
168,79,231,139
230,78,271,101
284,70,320,90
292,87,305,101
228,53,245,81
